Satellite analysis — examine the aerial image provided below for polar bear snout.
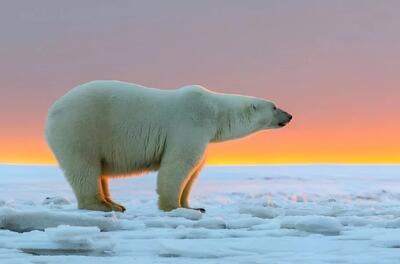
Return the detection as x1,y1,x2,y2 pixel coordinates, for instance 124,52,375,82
273,108,292,128
278,112,292,127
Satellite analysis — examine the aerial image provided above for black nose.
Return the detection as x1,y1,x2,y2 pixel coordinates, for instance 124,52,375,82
288,115,293,121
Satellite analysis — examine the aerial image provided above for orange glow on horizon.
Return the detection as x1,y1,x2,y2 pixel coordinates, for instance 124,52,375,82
1,125,399,165
2,148,399,165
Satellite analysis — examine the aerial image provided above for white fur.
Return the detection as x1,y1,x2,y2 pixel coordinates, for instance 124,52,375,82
46,80,291,212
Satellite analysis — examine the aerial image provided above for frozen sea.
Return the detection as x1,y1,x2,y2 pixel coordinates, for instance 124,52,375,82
1,164,400,263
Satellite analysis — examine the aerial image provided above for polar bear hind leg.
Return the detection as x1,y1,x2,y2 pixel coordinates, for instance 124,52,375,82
61,157,124,212
100,176,126,212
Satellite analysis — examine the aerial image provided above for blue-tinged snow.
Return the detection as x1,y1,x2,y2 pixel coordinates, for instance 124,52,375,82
1,165,400,263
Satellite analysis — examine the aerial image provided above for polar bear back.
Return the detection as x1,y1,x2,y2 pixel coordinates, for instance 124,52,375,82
46,81,207,176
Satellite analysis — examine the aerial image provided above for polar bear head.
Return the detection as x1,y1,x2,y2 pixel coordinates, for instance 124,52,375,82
211,93,292,142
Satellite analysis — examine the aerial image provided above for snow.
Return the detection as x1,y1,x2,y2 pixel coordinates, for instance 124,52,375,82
0,164,400,263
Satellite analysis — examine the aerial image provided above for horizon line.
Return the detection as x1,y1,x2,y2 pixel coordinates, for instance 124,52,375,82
1,162,399,167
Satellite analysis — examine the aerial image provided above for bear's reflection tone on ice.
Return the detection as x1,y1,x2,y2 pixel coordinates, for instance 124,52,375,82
46,80,292,213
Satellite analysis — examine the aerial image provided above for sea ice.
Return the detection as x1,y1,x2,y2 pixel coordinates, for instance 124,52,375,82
238,206,278,219
225,217,264,229
166,207,203,220
42,196,71,206
45,225,115,251
1,164,400,263
0,207,119,232
281,215,343,235
194,218,227,229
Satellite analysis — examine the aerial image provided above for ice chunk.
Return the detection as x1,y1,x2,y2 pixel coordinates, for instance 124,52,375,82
166,208,202,220
145,218,194,228
281,216,343,235
249,221,280,231
175,227,213,239
45,225,115,251
239,206,278,219
296,216,343,235
385,218,400,228
42,196,70,206
225,217,264,229
0,207,119,232
194,218,227,229
339,216,369,227
372,229,400,248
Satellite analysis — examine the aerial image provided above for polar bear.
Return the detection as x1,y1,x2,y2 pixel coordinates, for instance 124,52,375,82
46,81,292,212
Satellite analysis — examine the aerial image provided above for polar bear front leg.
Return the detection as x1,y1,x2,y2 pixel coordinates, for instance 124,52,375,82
181,158,206,212
156,140,207,212
157,161,195,211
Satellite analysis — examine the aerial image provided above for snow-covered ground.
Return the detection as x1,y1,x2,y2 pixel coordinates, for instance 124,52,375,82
1,165,400,263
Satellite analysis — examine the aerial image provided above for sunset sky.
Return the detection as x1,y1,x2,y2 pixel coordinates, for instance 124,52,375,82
1,1,399,164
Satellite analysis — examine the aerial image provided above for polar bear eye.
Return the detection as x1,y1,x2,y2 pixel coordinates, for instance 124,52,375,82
272,105,277,110
251,104,257,111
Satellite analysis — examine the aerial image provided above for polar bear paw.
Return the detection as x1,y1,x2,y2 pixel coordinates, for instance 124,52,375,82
192,208,206,213
105,200,126,212
79,200,125,212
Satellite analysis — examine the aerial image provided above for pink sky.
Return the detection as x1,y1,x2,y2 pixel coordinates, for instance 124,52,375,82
1,1,399,164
